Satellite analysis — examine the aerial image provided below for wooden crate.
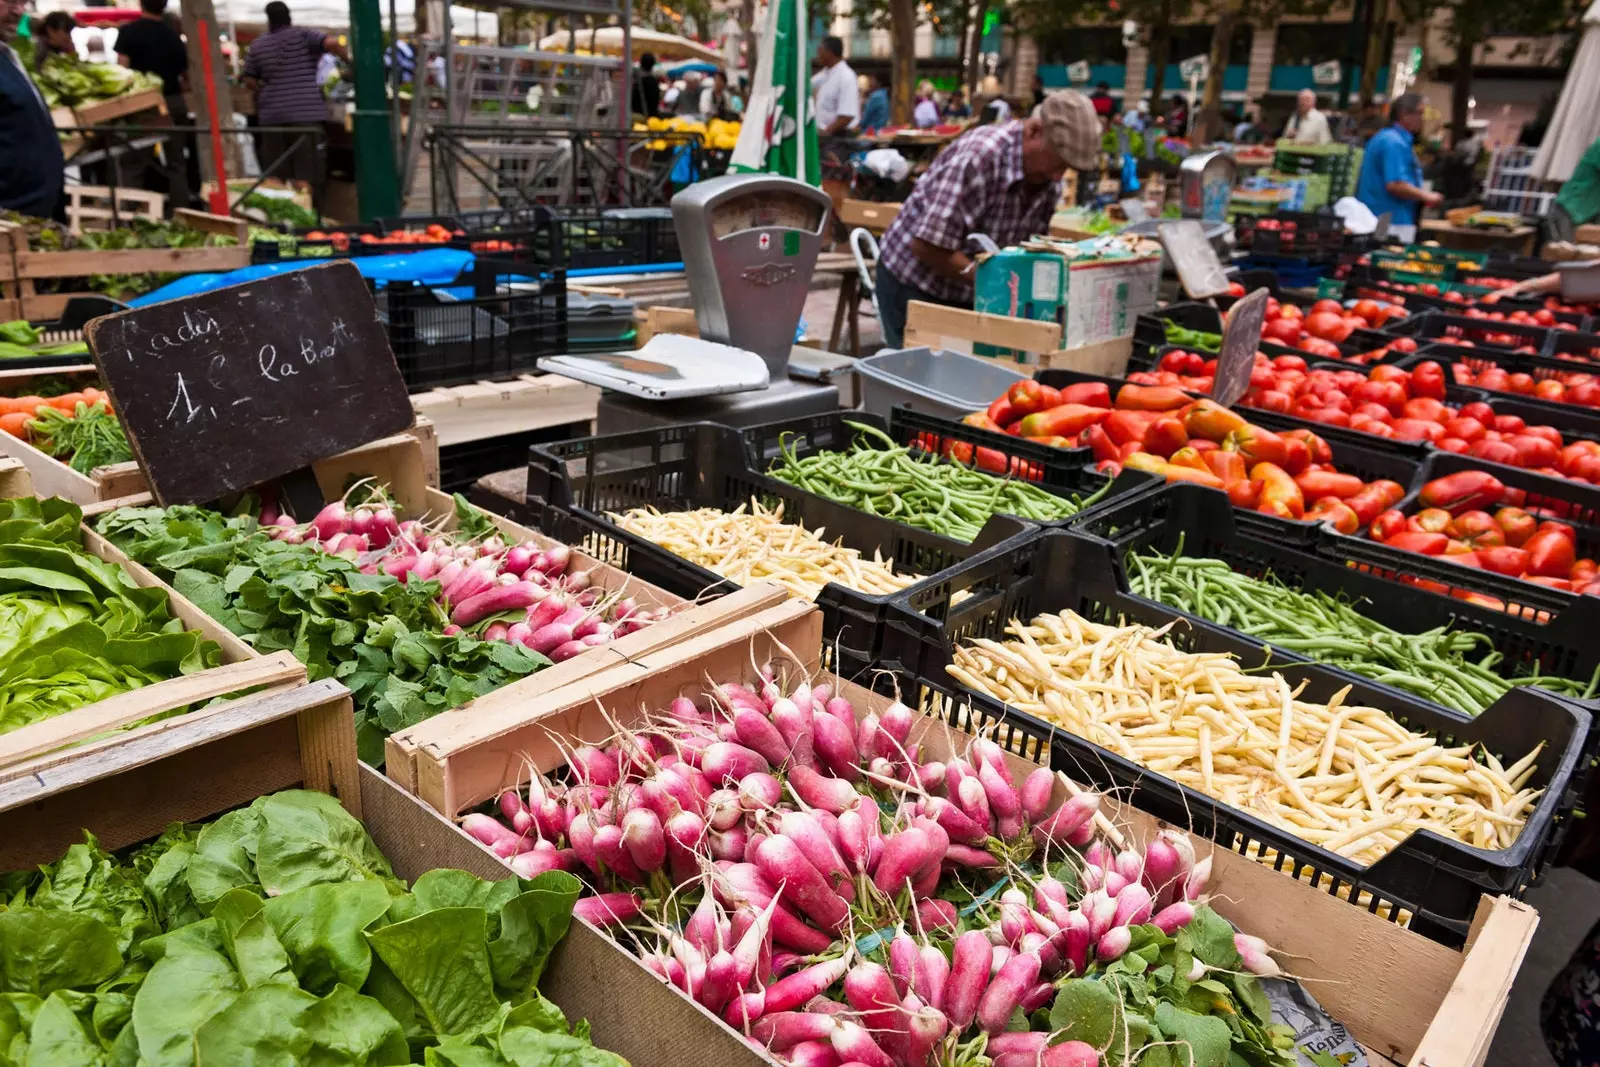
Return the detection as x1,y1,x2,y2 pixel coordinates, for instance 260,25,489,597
71,87,168,127
409,373,600,448
838,198,901,234
0,457,32,498
64,185,165,235
0,676,350,870
904,300,1134,377
388,602,1539,1067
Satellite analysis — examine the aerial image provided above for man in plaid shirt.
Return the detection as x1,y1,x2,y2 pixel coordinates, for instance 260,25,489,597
876,91,1103,348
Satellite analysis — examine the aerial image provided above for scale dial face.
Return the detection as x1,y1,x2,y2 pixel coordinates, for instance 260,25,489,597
708,192,827,238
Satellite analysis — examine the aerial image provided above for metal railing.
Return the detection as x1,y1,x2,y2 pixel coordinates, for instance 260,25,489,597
60,122,328,225
425,125,704,213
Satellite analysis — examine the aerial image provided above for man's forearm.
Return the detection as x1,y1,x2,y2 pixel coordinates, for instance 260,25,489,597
911,238,974,281
1385,180,1431,203
821,116,850,136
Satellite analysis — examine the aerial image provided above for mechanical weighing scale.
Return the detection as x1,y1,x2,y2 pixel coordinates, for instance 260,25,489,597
538,174,846,433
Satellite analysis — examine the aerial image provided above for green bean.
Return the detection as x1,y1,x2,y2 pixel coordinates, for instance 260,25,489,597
766,422,1095,543
1127,544,1596,716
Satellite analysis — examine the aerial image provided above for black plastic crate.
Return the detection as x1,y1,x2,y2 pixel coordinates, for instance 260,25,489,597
739,408,1157,534
379,258,567,393
1074,481,1600,692
883,526,1593,946
249,222,430,263
1386,311,1552,355
1388,348,1600,425
1,296,121,371
1395,450,1600,543
542,206,680,270
524,421,1034,681
1235,211,1345,260
1132,303,1223,360
1549,329,1600,365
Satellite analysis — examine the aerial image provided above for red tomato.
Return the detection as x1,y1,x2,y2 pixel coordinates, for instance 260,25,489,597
1534,379,1567,403
1401,397,1448,423
1305,312,1352,343
1352,380,1407,415
1311,299,1344,317
1443,416,1487,442
1263,319,1303,345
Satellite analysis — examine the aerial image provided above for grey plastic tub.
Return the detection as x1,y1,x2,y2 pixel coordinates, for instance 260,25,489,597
855,346,1029,421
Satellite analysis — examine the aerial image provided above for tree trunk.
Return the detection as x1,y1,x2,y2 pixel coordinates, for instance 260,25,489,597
1359,0,1388,107
1450,28,1475,145
1147,11,1171,114
740,0,756,74
1194,0,1238,144
890,0,918,124
965,0,988,94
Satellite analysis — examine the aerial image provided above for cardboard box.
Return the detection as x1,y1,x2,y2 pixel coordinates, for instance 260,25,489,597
973,243,1161,357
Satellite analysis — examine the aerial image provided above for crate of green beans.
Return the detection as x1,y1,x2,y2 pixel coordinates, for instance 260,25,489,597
1073,481,1600,717
743,409,1155,545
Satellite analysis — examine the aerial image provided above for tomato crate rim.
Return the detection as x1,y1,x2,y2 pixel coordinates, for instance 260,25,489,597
522,420,1037,682
879,525,1593,947
1384,310,1556,356
1387,348,1600,431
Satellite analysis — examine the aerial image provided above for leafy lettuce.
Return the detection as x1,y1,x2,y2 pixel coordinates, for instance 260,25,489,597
0,790,619,1066
0,497,219,737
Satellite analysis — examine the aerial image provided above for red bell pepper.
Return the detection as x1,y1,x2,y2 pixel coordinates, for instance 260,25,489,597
1524,529,1577,579
1477,545,1532,577
1494,507,1537,547
1294,470,1366,501
1227,479,1262,508
1060,381,1112,408
1306,497,1360,534
1417,470,1507,515
1181,399,1249,443
1115,383,1191,411
1205,449,1248,486
1410,508,1455,534
1280,428,1333,466
1447,510,1506,550
1103,409,1161,446
1084,424,1118,464
1224,426,1289,468
1141,416,1189,458
1251,462,1305,520
1385,531,1450,555
1016,403,1110,440
1370,509,1408,541
986,396,1020,427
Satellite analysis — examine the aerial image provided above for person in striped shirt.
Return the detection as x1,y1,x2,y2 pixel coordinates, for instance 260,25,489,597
242,1,344,194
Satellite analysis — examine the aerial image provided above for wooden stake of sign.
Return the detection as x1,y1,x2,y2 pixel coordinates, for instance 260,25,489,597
83,261,414,507
1158,219,1230,300
1211,287,1271,408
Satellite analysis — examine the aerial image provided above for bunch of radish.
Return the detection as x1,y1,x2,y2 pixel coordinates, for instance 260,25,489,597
460,670,1288,1067
259,483,668,661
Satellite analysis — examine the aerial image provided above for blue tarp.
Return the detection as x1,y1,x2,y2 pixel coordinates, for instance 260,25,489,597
129,249,689,307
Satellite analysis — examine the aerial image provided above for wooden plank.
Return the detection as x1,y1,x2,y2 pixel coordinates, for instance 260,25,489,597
904,300,1062,354
837,199,901,233
644,305,698,339
414,599,819,817
409,417,441,489
0,292,98,322
0,652,306,770
385,583,792,800
1409,897,1539,1067
0,427,103,501
409,373,599,447
0,458,32,499
174,208,249,242
0,679,355,870
6,244,251,282
72,88,167,126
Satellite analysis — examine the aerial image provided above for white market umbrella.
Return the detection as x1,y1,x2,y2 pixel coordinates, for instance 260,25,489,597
1531,0,1600,183
536,27,722,64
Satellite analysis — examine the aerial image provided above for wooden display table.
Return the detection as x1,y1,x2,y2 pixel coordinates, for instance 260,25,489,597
1419,219,1537,256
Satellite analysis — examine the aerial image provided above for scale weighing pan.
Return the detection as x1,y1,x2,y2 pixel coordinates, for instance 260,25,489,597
538,333,770,400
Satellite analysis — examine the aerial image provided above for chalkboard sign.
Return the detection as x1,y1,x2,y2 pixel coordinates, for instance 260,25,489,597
1158,220,1229,300
1212,287,1270,408
85,261,414,506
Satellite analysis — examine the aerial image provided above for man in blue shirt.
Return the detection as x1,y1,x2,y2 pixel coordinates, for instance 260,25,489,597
0,0,65,220
1355,93,1442,241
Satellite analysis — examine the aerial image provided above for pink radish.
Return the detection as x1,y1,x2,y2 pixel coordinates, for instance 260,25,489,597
888,928,920,998
923,797,989,847
956,777,992,834
769,697,815,768
1113,849,1144,884
1032,792,1100,848
737,772,783,811
918,944,949,1012
778,811,851,898
750,1013,838,1052
786,1041,842,1067
310,501,349,540
751,836,849,933
1019,767,1055,823
835,809,869,874
732,708,791,767
483,622,511,643
568,745,620,787
843,961,900,1041
698,950,736,1011
1184,855,1213,901
574,893,642,926
1096,926,1131,962
978,758,1023,838
903,1005,948,1067
705,788,743,831
1152,901,1196,935
829,1022,893,1067
944,931,991,1031
1113,884,1154,928
1235,933,1282,977
708,826,749,862
702,742,772,785
986,1032,1048,1067
944,843,1000,869
1080,890,1117,940
976,949,1041,1034
1000,888,1031,944
461,813,523,856
916,898,958,932
811,710,862,781
503,543,539,576
788,766,860,814
879,702,914,762
508,845,574,879
856,714,882,764
498,790,533,835
1060,910,1092,976
870,828,936,897
1102,870,1129,897
592,824,642,882
452,581,544,626
749,953,853,1020
620,807,666,872
538,543,571,577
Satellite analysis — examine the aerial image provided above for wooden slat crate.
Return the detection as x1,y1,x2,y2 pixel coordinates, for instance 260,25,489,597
64,185,166,234
409,373,599,448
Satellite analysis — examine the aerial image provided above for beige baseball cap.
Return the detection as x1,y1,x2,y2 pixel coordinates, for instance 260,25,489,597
1039,90,1103,171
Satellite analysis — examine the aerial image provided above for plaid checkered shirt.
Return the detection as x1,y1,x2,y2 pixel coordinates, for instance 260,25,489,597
878,121,1062,304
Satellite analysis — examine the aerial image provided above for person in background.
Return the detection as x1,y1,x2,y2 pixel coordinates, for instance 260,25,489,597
0,0,65,219
1032,74,1045,112
674,70,706,116
1089,81,1114,119
242,1,343,197
714,69,742,116
384,37,415,85
912,80,939,128
873,90,1101,348
1354,92,1441,242
1284,88,1331,145
630,51,659,118
1166,94,1188,137
33,11,76,71
858,71,889,133
114,0,195,207
1549,136,1600,241
812,35,858,137
944,89,970,120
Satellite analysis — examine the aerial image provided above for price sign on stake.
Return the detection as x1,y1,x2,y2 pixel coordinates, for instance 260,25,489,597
1211,287,1271,408
1158,219,1229,300
84,261,414,506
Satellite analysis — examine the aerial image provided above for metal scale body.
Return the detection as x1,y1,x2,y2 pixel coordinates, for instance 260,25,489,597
586,173,843,434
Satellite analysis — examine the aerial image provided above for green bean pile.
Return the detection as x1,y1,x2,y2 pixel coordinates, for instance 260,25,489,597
767,422,1103,543
1127,545,1600,715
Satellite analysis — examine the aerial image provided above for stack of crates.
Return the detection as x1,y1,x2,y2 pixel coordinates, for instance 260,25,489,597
1271,143,1362,210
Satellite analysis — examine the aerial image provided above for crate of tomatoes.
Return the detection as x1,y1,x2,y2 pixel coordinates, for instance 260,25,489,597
969,368,1423,538
1390,346,1600,415
1387,310,1553,355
